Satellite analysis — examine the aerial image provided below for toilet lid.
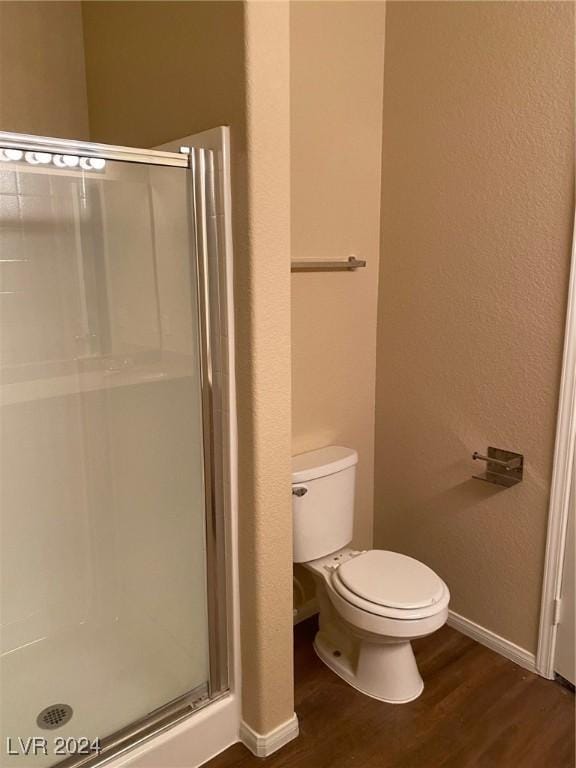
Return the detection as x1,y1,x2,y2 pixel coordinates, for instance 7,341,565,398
335,550,445,610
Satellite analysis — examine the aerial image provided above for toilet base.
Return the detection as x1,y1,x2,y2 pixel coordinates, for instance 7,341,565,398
314,631,424,704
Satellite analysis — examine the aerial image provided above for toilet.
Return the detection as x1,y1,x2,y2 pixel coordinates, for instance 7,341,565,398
292,445,450,703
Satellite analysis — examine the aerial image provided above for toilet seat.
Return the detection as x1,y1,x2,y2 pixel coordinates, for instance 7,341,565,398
330,550,449,620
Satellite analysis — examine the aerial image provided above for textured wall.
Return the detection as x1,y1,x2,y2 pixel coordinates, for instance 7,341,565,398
82,0,245,148
291,1,386,549
375,0,575,653
238,0,294,734
0,1,89,139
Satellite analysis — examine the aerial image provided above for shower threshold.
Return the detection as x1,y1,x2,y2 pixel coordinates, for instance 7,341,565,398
54,686,218,768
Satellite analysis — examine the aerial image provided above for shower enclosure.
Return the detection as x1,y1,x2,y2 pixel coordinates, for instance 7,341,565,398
0,131,231,767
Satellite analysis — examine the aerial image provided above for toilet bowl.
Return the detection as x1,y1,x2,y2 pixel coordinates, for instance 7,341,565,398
292,446,450,703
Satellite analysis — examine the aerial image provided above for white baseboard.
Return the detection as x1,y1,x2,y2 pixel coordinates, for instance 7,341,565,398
448,610,536,673
240,713,299,758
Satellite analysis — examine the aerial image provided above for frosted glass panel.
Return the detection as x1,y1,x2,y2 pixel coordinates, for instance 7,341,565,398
0,158,209,767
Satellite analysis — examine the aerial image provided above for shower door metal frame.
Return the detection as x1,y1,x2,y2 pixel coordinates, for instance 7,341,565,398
186,145,230,698
0,131,231,766
0,131,190,166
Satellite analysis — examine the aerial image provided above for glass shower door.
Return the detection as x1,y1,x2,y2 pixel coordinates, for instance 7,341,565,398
0,139,216,767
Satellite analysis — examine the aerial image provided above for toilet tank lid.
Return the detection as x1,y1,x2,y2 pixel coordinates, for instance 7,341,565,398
292,446,358,483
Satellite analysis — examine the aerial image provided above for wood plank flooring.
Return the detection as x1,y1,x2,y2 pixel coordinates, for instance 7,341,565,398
205,617,575,768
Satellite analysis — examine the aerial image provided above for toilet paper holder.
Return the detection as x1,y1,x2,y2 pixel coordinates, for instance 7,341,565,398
472,447,523,487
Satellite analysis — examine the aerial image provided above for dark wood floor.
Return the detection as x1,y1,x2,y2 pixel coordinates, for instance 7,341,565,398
206,617,575,768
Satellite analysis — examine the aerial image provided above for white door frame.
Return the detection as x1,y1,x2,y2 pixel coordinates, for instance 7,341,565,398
537,210,576,679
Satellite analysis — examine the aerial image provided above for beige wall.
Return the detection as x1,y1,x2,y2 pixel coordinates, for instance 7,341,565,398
83,0,294,735
82,0,246,149
291,1,386,550
0,1,89,139
375,0,575,653
238,0,293,734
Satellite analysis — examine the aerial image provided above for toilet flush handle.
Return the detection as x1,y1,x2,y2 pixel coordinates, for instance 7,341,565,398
292,486,308,497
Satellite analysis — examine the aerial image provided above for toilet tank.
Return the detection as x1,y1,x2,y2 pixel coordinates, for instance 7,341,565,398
292,445,358,563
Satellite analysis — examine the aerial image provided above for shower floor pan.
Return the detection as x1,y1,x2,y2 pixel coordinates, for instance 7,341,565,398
1,614,207,768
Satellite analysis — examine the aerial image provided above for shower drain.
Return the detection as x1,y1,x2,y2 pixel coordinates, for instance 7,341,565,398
36,704,73,730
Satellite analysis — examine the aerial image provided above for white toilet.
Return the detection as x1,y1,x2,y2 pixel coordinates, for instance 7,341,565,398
292,445,450,704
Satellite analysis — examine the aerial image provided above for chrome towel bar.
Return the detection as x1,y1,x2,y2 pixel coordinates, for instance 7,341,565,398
291,256,366,272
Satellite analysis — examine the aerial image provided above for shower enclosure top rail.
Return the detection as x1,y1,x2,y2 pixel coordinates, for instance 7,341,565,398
0,131,189,167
